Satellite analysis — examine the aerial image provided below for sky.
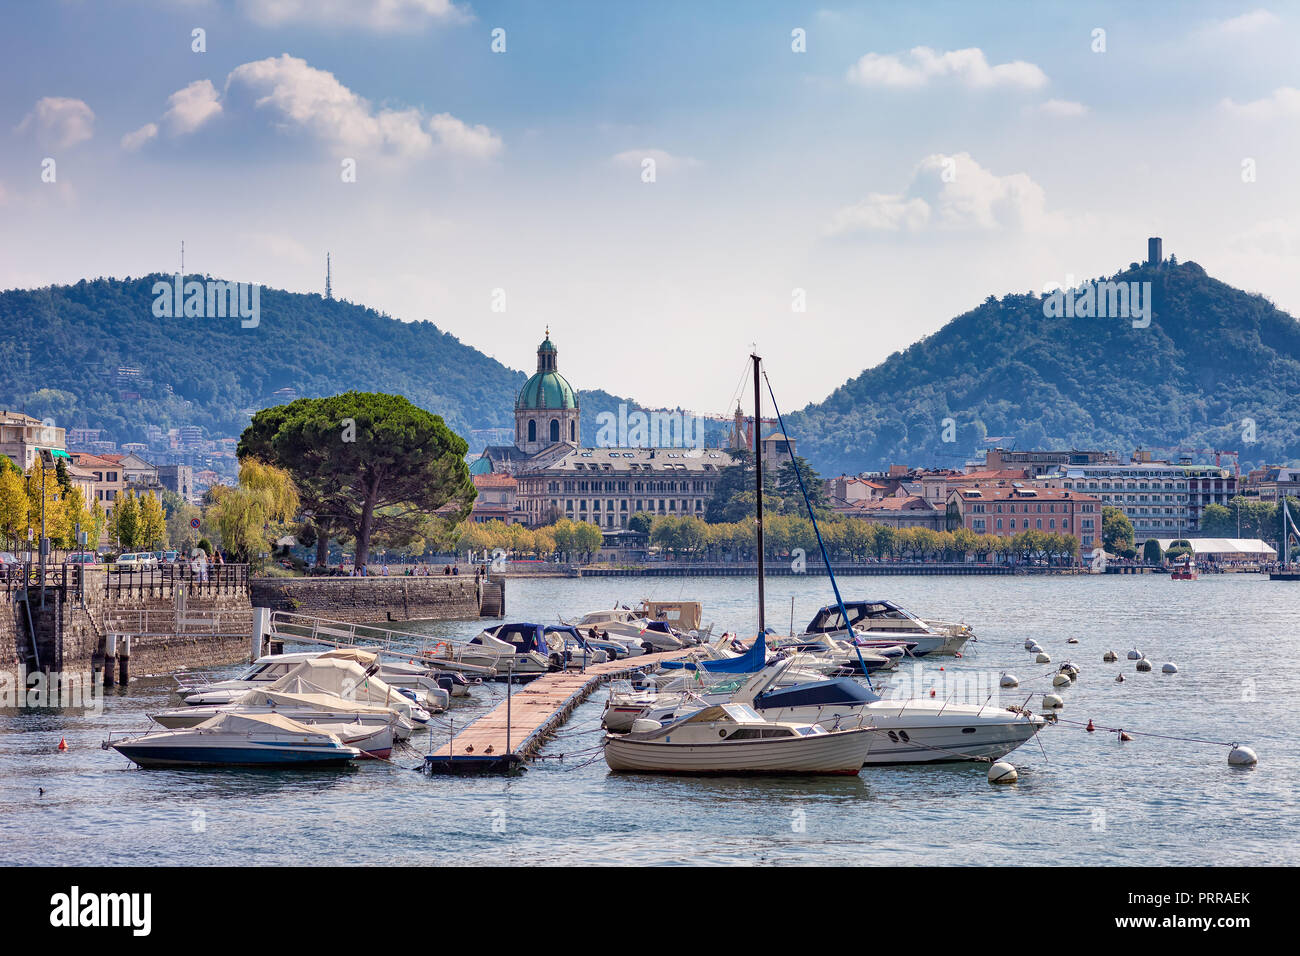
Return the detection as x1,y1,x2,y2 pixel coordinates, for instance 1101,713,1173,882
3,1,1299,414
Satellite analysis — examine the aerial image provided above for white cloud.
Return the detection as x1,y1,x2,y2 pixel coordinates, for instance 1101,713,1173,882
612,148,700,172
222,54,499,161
1226,218,1300,256
241,231,314,265
428,113,502,159
163,79,223,134
1026,98,1089,117
826,152,1050,236
239,0,469,31
846,47,1048,91
1208,8,1280,35
1221,86,1300,119
121,123,159,151
15,97,95,149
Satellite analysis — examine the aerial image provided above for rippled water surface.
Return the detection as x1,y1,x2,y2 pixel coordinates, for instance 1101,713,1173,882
4,574,1296,866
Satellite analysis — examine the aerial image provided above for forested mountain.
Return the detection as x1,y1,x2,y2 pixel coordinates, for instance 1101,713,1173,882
786,258,1300,475
0,275,669,450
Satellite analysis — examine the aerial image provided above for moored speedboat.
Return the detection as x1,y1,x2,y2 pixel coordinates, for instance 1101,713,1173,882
603,702,874,775
802,601,971,656
109,712,362,768
462,623,561,678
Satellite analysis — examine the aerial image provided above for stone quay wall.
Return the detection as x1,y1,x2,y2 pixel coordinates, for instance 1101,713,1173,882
248,575,483,624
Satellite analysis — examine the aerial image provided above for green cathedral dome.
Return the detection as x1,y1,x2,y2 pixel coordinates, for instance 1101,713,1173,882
516,331,578,410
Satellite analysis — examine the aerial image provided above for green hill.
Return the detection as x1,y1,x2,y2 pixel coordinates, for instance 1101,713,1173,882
785,258,1300,475
0,274,650,450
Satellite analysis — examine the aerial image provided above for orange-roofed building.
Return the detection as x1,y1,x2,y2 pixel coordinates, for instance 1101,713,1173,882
946,485,1102,553
471,473,522,524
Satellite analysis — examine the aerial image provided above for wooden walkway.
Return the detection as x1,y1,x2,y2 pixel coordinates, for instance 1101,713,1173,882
425,650,689,773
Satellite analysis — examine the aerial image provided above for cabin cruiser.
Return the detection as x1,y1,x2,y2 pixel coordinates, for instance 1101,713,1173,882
604,702,874,775
463,623,563,678
108,712,363,768
564,606,703,652
545,624,614,667
802,601,973,656
728,661,1044,764
179,649,453,711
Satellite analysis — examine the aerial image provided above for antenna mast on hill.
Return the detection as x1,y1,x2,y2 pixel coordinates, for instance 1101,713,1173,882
325,253,333,300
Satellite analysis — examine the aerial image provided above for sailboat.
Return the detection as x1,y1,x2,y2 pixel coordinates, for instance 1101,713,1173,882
603,353,877,775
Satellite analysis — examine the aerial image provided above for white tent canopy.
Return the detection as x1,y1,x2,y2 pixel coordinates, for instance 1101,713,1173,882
1154,538,1276,558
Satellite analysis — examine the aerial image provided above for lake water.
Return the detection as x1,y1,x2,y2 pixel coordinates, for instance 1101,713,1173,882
3,574,1296,866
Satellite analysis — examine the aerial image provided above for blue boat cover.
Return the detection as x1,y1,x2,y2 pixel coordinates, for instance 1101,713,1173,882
753,676,880,710
661,632,767,672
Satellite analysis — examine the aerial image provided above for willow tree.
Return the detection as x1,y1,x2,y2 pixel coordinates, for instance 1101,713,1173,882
207,459,300,562
239,392,474,569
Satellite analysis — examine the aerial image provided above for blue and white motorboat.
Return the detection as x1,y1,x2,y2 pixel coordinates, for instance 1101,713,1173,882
108,712,362,768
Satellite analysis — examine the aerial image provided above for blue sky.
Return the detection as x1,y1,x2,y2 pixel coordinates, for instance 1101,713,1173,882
3,1,1299,411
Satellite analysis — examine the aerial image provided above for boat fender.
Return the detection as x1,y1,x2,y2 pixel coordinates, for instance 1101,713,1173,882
1228,745,1258,767
1035,652,1051,664
1043,693,1064,710
1161,662,1178,674
999,673,1019,688
988,761,1017,784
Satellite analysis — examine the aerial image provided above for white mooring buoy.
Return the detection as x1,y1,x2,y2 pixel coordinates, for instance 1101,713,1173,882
1136,658,1152,672
1115,674,1125,683
1127,649,1143,660
1161,662,1178,674
1053,672,1071,687
1024,639,1037,650
1228,745,1258,767
988,761,1018,784
1067,637,1079,644
1036,652,1051,663
1103,651,1118,662
1000,673,1019,688
1043,693,1064,710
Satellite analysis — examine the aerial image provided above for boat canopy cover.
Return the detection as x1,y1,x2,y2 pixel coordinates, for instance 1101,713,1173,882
235,688,396,715
642,620,675,634
660,632,766,673
193,711,342,740
479,623,548,655
806,601,919,633
754,677,881,710
267,659,399,706
678,702,764,726
320,648,379,668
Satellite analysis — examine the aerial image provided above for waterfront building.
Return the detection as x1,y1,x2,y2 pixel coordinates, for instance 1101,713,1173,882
946,485,1102,552
1244,466,1300,504
1,410,68,471
844,493,945,530
470,473,522,524
1152,538,1276,563
1057,462,1189,541
474,331,733,528
981,447,1119,478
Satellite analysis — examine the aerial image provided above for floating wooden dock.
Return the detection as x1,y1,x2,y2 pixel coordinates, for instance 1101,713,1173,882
425,650,689,774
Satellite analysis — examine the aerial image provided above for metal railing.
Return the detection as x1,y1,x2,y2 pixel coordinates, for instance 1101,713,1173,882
267,610,496,676
100,606,253,637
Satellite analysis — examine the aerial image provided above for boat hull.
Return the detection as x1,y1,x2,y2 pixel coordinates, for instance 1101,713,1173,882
112,740,359,768
604,727,873,775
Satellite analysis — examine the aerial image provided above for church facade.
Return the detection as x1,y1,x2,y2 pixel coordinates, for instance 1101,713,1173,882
474,332,734,529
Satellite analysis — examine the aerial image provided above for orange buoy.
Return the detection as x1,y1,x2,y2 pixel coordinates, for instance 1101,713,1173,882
954,652,962,658
1119,731,1133,742
57,737,68,751
1086,720,1095,733
930,689,936,697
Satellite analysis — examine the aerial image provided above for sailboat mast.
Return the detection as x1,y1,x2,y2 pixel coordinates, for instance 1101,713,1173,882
752,353,765,638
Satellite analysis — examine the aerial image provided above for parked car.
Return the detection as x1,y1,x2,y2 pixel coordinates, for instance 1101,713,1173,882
157,550,182,564
114,552,159,572
66,552,99,565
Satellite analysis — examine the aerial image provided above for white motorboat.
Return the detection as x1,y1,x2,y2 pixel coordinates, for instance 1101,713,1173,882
307,719,395,759
802,601,972,656
604,702,874,775
564,608,690,652
108,712,362,768
179,649,453,711
735,664,1045,765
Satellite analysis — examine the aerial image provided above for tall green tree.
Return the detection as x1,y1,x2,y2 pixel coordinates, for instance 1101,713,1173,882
239,392,475,569
1101,506,1135,556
